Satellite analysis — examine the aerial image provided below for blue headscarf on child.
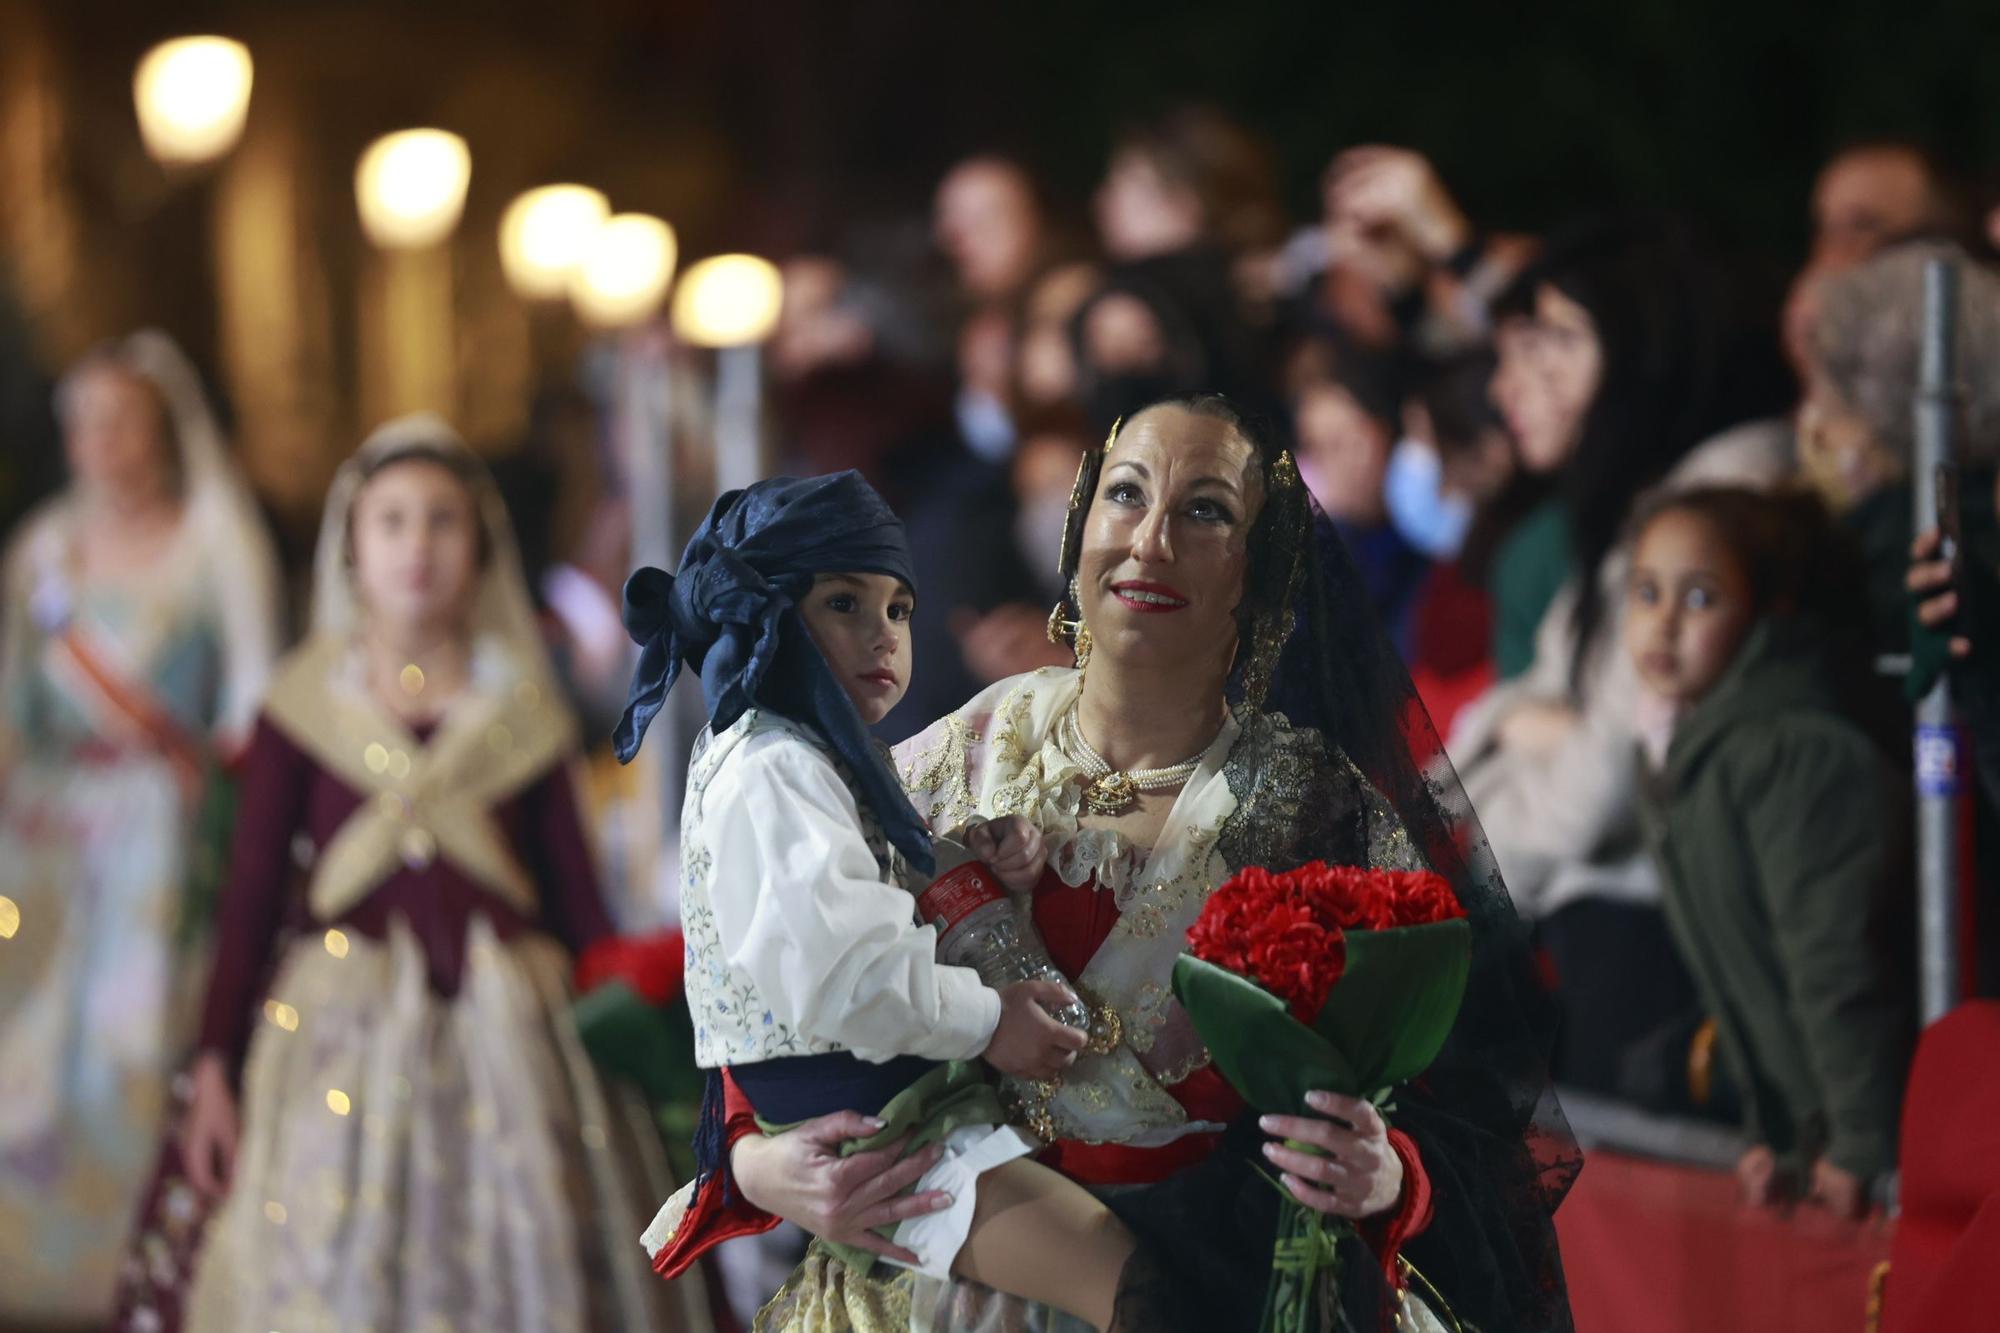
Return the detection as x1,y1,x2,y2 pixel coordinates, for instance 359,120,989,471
614,471,934,874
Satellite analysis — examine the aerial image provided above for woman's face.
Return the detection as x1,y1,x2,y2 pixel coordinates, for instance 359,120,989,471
1293,382,1390,524
1094,150,1203,262
1623,508,1755,705
934,160,1041,301
1017,263,1099,407
1490,285,1602,474
350,458,482,635
1075,405,1261,676
63,365,175,505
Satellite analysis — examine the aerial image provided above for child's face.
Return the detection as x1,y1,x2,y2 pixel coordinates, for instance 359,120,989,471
1624,509,1756,705
796,572,914,725
350,459,482,636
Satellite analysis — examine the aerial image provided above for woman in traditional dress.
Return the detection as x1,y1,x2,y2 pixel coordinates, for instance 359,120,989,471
145,415,708,1332
0,331,282,1326
650,395,1577,1330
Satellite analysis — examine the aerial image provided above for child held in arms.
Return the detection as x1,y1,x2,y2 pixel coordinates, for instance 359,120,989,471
1623,486,1911,1217
617,471,1194,1331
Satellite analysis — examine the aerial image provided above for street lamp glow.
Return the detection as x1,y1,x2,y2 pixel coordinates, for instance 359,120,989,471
133,37,253,165
671,254,784,348
500,185,610,300
570,213,678,327
354,129,471,249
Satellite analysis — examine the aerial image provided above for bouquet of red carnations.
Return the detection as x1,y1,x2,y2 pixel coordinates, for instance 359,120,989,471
1171,862,1470,1333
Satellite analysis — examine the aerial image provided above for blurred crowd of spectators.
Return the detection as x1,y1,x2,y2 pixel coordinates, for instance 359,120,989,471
757,116,2000,1217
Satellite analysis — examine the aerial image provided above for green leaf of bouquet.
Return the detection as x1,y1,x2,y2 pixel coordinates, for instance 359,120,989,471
1171,955,1360,1109
573,982,703,1108
1310,919,1471,1092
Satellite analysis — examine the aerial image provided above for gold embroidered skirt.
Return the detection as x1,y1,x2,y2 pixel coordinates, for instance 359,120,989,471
185,917,709,1332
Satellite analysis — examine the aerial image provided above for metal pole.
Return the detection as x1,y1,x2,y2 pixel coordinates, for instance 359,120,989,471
608,329,686,924
1914,257,1962,1026
714,342,763,496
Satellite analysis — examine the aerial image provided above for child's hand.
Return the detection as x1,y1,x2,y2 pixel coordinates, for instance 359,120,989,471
982,980,1088,1082
1736,1144,1779,1208
1496,699,1579,756
967,816,1047,895
182,1051,240,1197
1809,1158,1868,1220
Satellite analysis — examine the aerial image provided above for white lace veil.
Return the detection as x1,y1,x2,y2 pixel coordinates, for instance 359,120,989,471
306,413,563,706
52,329,283,742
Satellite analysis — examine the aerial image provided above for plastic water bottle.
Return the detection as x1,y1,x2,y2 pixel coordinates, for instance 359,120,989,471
917,837,1090,1032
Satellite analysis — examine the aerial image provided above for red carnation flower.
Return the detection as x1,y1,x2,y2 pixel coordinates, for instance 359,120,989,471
1186,862,1464,1022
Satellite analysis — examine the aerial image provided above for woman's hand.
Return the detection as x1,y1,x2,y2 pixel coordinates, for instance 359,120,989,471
1259,1091,1404,1219
1909,531,1972,659
1809,1158,1869,1221
182,1051,240,1197
730,1113,952,1265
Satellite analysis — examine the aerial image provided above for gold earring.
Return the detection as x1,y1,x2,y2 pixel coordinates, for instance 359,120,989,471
1072,618,1093,671
1046,600,1073,646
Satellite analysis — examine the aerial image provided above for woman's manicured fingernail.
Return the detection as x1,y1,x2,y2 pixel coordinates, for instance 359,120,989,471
1259,1115,1279,1132
1262,1142,1279,1159
863,1117,887,1130
1305,1090,1333,1109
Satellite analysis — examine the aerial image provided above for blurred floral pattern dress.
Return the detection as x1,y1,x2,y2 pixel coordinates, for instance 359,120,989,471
0,496,278,1323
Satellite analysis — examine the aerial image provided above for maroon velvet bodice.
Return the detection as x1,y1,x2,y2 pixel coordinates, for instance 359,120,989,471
196,714,612,1068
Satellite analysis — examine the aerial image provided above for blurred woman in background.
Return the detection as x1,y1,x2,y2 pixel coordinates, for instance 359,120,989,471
1073,107,1284,426
1449,218,1795,1101
0,331,282,1325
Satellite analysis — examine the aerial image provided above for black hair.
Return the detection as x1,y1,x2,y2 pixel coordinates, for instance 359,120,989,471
1631,487,1845,621
1495,215,1792,692
1410,350,1543,582
1412,350,1504,461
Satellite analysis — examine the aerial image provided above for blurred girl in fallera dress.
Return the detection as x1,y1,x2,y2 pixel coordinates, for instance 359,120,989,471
121,416,709,1332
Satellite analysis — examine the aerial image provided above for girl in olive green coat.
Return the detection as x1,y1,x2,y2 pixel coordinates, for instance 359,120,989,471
1624,487,1910,1219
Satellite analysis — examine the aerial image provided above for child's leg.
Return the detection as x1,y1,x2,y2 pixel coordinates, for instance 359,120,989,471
949,1158,1133,1331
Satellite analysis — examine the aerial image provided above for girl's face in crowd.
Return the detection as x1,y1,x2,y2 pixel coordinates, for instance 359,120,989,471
1490,285,1602,474
797,572,914,726
350,459,483,636
1076,404,1260,679
64,365,175,506
1293,381,1390,524
1624,508,1756,705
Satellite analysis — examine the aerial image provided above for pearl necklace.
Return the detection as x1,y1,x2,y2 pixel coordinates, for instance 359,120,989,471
1058,704,1210,816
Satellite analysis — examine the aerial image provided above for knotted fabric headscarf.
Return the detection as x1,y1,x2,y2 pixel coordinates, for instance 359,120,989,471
614,471,933,873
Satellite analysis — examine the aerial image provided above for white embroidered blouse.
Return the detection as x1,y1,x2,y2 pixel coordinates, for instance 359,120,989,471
679,707,1002,1069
